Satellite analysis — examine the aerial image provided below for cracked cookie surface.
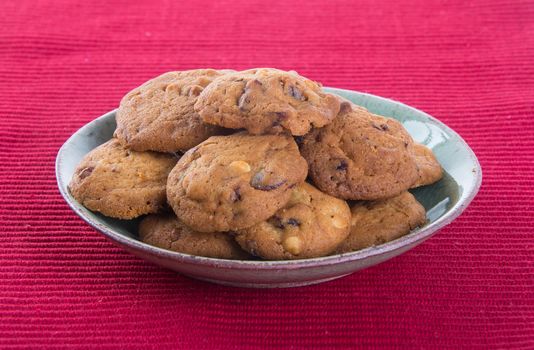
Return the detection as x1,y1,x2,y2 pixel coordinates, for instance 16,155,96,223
139,214,250,259
300,103,419,200
166,133,308,232
194,68,340,136
68,139,177,219
235,182,351,260
115,69,230,152
336,191,426,253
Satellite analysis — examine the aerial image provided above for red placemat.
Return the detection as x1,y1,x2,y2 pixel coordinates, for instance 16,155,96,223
1,0,533,348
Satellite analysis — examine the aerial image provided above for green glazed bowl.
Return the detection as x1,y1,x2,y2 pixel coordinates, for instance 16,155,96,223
56,88,482,288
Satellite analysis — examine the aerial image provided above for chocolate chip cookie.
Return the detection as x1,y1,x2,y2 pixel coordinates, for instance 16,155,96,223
68,139,177,219
235,182,351,260
166,133,308,232
115,69,229,152
412,143,443,187
336,191,426,253
194,68,340,135
139,214,250,259
300,102,419,200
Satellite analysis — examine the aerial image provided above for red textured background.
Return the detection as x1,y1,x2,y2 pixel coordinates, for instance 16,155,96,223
2,0,533,348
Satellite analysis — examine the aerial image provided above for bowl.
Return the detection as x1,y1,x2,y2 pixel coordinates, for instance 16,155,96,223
56,88,482,288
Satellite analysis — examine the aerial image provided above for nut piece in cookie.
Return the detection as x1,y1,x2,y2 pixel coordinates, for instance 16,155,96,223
412,143,443,187
139,214,250,260
194,68,340,136
336,191,426,253
166,133,308,232
235,182,351,260
115,69,230,152
68,139,177,219
300,103,419,200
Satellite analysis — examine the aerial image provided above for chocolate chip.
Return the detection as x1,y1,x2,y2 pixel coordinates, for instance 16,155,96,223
263,182,287,191
251,179,286,191
372,123,389,131
288,85,305,100
238,80,263,111
275,112,287,123
250,170,265,186
276,111,288,121
250,170,287,191
271,111,288,127
246,239,259,256
294,136,304,145
269,216,285,229
230,187,242,202
78,167,94,180
238,91,251,111
287,218,301,227
336,160,348,171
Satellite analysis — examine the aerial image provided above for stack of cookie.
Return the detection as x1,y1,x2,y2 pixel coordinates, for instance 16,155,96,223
69,68,442,260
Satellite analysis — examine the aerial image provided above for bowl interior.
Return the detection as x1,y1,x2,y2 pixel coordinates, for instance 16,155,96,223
56,88,481,268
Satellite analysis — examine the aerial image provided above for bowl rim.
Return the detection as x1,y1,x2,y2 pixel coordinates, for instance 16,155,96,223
56,88,482,271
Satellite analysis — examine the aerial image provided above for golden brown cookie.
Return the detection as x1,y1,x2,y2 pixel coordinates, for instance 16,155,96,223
235,182,351,260
115,69,230,152
336,191,426,253
166,133,308,232
194,68,340,136
412,143,443,187
300,103,419,200
139,214,250,259
68,139,177,219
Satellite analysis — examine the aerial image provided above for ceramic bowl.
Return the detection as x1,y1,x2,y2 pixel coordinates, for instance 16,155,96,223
56,88,482,288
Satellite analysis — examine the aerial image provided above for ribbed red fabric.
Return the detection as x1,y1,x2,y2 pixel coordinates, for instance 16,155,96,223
1,0,533,348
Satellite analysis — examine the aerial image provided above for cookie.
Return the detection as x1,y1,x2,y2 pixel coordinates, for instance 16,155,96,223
68,139,177,219
139,214,250,259
235,182,351,260
166,133,308,232
336,191,426,253
194,68,340,136
300,103,419,200
115,69,230,152
412,143,443,187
